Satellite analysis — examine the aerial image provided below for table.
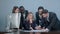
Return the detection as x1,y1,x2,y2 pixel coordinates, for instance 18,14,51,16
0,30,60,34
20,29,49,32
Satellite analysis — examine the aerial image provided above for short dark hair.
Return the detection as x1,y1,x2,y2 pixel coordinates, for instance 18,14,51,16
38,6,44,10
12,6,18,13
42,9,48,14
19,6,24,9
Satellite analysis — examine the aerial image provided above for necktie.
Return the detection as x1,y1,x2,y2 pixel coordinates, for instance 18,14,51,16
19,13,24,29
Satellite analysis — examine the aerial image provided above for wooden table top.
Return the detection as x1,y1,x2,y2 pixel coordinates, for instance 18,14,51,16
0,30,60,34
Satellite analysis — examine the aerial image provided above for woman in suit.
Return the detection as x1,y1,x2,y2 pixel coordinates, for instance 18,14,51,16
23,12,38,30
6,6,21,31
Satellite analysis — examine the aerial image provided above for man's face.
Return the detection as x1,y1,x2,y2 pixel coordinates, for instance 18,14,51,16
38,9,43,15
42,13,48,18
20,8,24,11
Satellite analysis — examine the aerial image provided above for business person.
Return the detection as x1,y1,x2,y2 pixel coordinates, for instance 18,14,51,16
42,9,60,31
19,6,28,29
35,6,45,28
23,12,38,30
6,6,21,31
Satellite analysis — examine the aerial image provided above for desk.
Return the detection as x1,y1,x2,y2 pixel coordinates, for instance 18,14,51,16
20,29,49,32
0,30,60,34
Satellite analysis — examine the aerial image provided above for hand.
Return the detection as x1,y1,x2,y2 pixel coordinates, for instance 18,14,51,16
44,28,49,32
43,27,45,29
38,25,42,30
35,26,42,30
38,25,41,27
41,28,49,32
30,27,33,30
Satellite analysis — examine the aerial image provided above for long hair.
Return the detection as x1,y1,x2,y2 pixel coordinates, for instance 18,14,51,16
12,6,18,13
26,12,34,21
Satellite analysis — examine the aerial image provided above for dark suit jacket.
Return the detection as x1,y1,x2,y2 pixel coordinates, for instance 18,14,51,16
35,12,44,27
23,20,37,30
43,12,60,31
19,10,28,29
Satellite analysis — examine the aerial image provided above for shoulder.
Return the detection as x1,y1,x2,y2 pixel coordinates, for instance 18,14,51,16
24,20,29,25
49,12,56,16
49,12,56,15
24,20,28,23
36,12,38,14
7,14,12,18
49,12,57,18
33,20,36,23
35,12,39,17
25,10,28,12
23,10,28,14
25,10,28,11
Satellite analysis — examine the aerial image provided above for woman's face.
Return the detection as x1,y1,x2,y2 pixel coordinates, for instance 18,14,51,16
28,14,33,19
15,8,19,13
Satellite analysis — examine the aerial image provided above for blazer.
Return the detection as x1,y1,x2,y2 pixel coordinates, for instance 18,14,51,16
6,13,21,30
42,12,60,31
19,10,28,29
35,12,44,27
23,20,37,30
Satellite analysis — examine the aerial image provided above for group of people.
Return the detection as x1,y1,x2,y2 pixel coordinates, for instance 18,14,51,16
6,6,60,32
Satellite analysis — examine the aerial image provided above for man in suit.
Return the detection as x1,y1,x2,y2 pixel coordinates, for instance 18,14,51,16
19,6,28,29
42,9,60,31
35,6,44,28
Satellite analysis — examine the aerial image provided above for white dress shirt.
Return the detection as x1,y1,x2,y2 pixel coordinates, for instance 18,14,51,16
6,13,21,31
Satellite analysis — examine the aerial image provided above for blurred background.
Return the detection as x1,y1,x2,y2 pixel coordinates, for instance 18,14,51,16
0,0,60,32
